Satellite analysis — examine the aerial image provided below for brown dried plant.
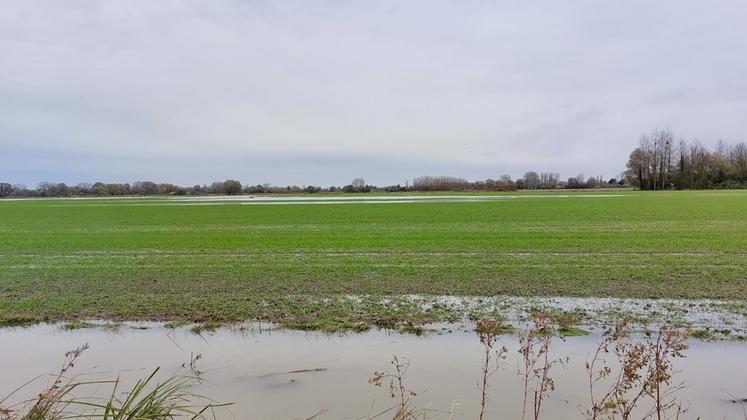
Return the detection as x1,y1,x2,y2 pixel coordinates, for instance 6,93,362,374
369,356,424,420
518,313,569,420
581,319,689,420
475,318,509,420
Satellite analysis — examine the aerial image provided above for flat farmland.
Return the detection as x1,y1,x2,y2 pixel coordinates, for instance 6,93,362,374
1,191,746,328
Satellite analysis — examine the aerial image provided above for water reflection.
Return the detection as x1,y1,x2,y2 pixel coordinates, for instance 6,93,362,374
1,324,745,419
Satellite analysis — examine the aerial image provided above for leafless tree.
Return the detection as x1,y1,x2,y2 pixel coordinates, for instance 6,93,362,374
523,172,540,189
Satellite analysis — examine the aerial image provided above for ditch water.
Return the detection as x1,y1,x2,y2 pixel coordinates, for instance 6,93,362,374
1,324,746,419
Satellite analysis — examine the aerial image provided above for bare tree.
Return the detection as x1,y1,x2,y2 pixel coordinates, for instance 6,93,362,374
0,183,13,197
730,142,747,181
411,176,469,191
523,172,540,189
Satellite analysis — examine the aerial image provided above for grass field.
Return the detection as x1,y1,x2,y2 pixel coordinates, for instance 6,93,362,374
1,190,746,330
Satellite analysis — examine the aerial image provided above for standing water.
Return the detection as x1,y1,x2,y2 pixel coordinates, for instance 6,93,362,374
1,324,746,419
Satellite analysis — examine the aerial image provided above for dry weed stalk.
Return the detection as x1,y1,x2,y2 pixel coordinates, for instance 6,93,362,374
475,318,509,420
2,344,93,420
581,319,689,420
646,327,688,420
369,356,424,420
518,313,568,420
0,343,226,420
182,352,204,377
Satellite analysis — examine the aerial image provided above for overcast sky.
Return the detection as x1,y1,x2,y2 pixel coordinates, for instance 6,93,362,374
2,1,746,187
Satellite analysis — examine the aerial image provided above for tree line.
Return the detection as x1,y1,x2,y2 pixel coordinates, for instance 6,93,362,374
625,128,747,190
0,173,620,198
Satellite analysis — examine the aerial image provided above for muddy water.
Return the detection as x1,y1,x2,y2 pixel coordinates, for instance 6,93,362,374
1,324,746,419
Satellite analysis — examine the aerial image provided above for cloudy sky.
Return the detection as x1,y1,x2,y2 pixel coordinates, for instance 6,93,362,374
2,1,746,187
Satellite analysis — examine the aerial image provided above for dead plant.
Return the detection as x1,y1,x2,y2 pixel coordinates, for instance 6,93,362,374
518,313,568,420
182,352,204,377
0,344,94,420
580,319,689,420
475,318,509,420
0,343,227,420
369,356,424,420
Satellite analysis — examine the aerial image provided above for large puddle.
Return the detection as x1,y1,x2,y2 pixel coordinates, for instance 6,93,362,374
1,324,746,419
14,193,629,207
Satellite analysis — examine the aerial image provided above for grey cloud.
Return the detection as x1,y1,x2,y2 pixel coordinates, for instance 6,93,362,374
2,0,746,186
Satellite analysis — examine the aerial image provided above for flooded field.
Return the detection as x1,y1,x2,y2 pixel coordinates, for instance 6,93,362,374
6,193,630,207
174,194,628,206
2,324,746,419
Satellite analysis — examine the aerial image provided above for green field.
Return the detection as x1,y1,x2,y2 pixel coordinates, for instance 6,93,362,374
1,191,746,329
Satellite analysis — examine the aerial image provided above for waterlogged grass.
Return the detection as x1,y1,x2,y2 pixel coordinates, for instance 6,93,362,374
0,343,224,420
60,320,97,330
1,190,746,329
